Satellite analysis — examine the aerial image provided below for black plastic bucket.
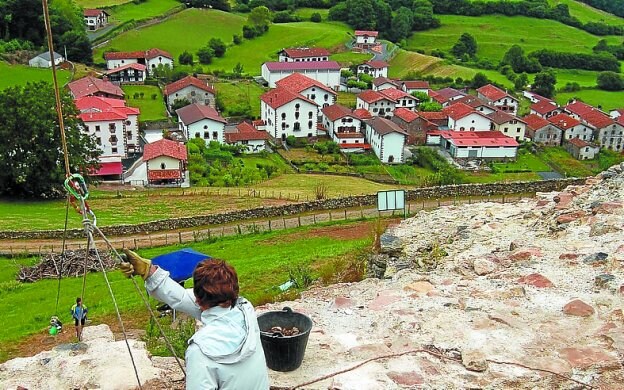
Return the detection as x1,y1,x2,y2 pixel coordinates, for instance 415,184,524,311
257,307,313,372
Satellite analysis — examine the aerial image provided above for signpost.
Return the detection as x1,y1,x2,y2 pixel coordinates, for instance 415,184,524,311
377,190,406,218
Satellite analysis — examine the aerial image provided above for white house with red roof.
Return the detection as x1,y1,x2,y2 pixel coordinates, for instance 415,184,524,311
104,48,173,73
261,88,318,140
451,96,497,115
476,84,518,115
224,122,269,153
392,108,430,145
564,100,599,120
176,103,227,145
565,138,600,160
105,63,146,84
75,96,141,169
356,90,396,117
530,100,563,118
261,61,341,89
364,117,407,163
438,131,519,160
487,111,527,141
275,73,337,109
430,87,466,106
548,113,593,143
143,138,187,185
580,110,623,152
442,103,491,131
278,47,330,62
164,76,216,109
68,76,124,99
354,30,378,51
357,60,389,78
379,88,418,110
320,104,368,152
83,9,109,31
609,108,624,119
523,114,562,146
372,77,399,91
401,81,430,95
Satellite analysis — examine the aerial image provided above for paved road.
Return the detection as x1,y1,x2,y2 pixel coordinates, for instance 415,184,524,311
0,194,527,255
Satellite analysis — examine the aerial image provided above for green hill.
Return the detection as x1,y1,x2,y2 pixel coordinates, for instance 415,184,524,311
0,62,71,91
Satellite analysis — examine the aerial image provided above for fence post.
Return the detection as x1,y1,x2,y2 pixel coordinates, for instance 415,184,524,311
422,200,425,209
360,207,364,219
207,230,211,240
283,218,286,229
298,216,301,227
502,194,506,204
344,209,347,220
134,239,138,250
268,220,272,231
165,234,168,245
313,214,316,224
437,198,441,207
407,203,411,215
179,232,182,243
222,227,225,237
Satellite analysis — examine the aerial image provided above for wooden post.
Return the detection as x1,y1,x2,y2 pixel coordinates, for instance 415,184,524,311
165,234,168,245
502,194,506,204
208,230,211,240
222,227,225,237
313,214,316,224
408,203,411,215
298,216,301,227
134,239,138,250
360,207,364,219
149,235,153,246
437,198,441,207
422,200,425,209
268,220,272,231
329,211,332,222
344,209,347,220
179,232,182,243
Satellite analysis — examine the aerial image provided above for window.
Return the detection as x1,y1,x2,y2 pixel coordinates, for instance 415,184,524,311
126,131,132,140
311,94,316,100
295,112,300,120
281,113,286,120
109,135,118,143
293,122,301,131
112,147,118,153
204,125,208,129
460,127,465,131
212,131,218,139
373,108,378,113
295,104,300,111
324,94,328,101
109,123,116,132
160,163,166,169
503,127,508,133
195,132,200,138
96,137,102,145
308,112,313,119
95,125,100,132
126,120,131,126
203,131,209,138
282,122,286,130
308,121,313,129
191,91,196,96
470,127,475,131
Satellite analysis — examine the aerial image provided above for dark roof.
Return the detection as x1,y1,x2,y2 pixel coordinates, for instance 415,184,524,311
34,51,63,61
176,104,226,125
263,61,341,71
487,110,524,125
364,60,389,69
365,117,408,136
321,104,354,121
68,76,124,99
164,76,215,96
225,122,269,143
280,47,330,58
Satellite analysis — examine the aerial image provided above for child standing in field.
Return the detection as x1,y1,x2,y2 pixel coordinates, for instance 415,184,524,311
70,297,88,341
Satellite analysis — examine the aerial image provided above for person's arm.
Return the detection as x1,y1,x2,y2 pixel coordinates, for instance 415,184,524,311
144,267,202,320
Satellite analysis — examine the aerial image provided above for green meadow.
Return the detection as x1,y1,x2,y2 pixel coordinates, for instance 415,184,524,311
122,85,168,121
555,89,624,111
547,0,624,25
0,62,71,90
108,0,182,24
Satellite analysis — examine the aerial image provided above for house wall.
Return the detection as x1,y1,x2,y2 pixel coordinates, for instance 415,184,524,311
261,99,318,139
597,123,624,152
322,115,362,139
365,125,405,163
562,125,594,143
492,97,519,115
565,143,599,160
373,82,397,92
167,85,215,108
182,118,225,145
107,58,138,70
531,126,562,146
108,69,146,84
492,121,526,141
356,98,395,117
300,86,336,109
450,113,491,131
394,97,418,110
357,65,387,78
449,144,518,159
530,108,562,118
356,36,376,45
147,156,181,172
261,65,341,89
83,119,126,158
125,114,140,153
28,57,49,68
391,117,425,145
230,139,267,153
279,54,329,62
146,57,173,72
402,86,429,95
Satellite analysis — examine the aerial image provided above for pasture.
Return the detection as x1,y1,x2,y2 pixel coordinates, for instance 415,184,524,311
0,62,71,90
121,85,168,121
555,89,624,111
547,0,624,25
74,0,130,6
214,80,266,118
108,0,182,24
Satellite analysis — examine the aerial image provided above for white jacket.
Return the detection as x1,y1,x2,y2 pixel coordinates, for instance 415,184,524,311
145,267,270,390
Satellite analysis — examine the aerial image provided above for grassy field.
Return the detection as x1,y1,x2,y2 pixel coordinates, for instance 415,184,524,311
108,0,182,24
292,8,330,20
255,174,401,198
0,62,71,90
537,146,595,177
95,9,353,75
337,91,357,108
491,149,551,173
0,220,373,361
548,0,624,25
554,69,602,88
462,171,541,183
405,15,621,62
122,85,168,121
331,52,372,67
555,89,624,111
214,80,266,118
75,0,131,6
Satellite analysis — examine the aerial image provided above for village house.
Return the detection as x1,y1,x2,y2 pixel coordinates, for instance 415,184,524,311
488,111,527,141
261,61,341,89
419,111,449,129
320,104,369,153
564,100,601,120
476,84,519,115
364,117,407,163
164,76,216,110
548,113,593,143
401,80,430,95
442,102,491,131
372,77,399,92
354,30,378,51
530,100,563,118
565,138,600,160
105,63,146,84
430,87,466,106
582,110,624,152
176,103,227,145
83,9,109,31
437,131,519,160
278,47,330,62
523,114,562,146
609,108,624,119
143,138,187,186
224,122,269,153
356,90,396,118
357,60,389,79
104,48,173,73
275,72,337,109
392,108,433,145
451,96,497,115
75,96,141,177
260,87,318,140
379,88,418,111
28,51,64,68
68,76,125,100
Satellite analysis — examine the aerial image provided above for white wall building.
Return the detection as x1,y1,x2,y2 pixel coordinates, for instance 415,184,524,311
164,76,216,109
28,52,64,68
176,103,227,145
261,88,318,140
357,60,389,79
488,111,527,141
364,117,407,163
278,47,330,62
321,104,366,150
224,122,269,153
440,131,519,160
356,90,396,117
477,84,519,115
261,61,341,89
443,103,491,131
275,72,336,110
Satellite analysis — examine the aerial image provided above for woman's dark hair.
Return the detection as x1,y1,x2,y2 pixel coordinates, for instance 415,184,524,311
76,297,82,304
193,259,239,309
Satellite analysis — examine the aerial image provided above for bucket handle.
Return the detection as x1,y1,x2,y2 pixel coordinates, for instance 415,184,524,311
282,307,293,314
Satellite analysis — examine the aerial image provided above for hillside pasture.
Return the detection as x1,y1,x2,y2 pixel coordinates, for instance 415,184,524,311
75,0,131,7
555,89,624,111
107,0,182,24
214,80,266,118
0,62,71,90
122,85,167,121
548,0,624,25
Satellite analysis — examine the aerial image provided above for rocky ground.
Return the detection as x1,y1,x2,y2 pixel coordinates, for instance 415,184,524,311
2,163,623,389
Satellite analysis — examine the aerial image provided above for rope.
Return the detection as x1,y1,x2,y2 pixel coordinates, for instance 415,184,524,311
289,348,594,390
54,196,71,315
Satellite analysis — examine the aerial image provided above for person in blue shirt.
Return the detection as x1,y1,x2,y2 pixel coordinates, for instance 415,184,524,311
70,297,88,341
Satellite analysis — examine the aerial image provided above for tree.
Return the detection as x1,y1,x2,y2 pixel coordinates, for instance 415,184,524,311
500,45,542,73
58,30,93,64
470,72,489,88
208,38,227,57
232,34,242,45
178,51,193,65
310,12,322,22
248,6,272,29
418,101,443,111
0,82,99,198
197,46,215,64
451,33,477,58
411,91,430,103
532,71,557,98
514,72,529,91
597,71,624,91
388,7,413,42
172,98,191,113
233,62,244,77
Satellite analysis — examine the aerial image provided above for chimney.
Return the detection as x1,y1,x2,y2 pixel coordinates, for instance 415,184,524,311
102,75,109,82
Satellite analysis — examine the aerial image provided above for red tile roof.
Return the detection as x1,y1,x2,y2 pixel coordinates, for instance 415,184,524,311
143,138,187,161
523,114,550,130
339,143,371,150
176,103,226,125
145,48,172,60
355,30,378,37
393,108,419,123
75,96,139,122
618,116,624,126
365,117,408,136
275,72,335,95
548,113,580,130
353,108,372,120
105,63,146,74
358,89,393,104
488,110,524,125
263,61,341,71
580,110,613,129
261,87,315,109
477,84,512,102
321,104,354,121
531,100,559,115
567,138,591,148
418,111,448,121
164,76,215,96
372,77,398,87
104,51,146,60
225,122,269,143
440,131,519,147
335,132,364,139
365,60,389,69
442,102,477,120
68,76,124,99
402,80,429,90
84,9,108,17
379,88,412,101
452,95,492,109
565,101,596,117
281,47,330,58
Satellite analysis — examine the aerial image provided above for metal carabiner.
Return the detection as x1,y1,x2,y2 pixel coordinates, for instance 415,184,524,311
64,173,89,201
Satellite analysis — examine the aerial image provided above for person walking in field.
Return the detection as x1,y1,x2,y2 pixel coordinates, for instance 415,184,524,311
120,249,269,390
70,297,88,341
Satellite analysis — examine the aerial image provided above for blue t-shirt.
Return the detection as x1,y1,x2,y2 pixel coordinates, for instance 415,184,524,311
71,304,88,320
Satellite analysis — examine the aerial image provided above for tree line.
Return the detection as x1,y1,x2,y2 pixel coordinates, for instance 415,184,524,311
577,0,624,18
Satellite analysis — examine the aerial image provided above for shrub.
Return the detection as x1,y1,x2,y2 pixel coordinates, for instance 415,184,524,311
310,12,322,22
232,34,242,45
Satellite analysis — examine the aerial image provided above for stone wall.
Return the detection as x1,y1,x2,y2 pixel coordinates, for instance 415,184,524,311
0,178,585,240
